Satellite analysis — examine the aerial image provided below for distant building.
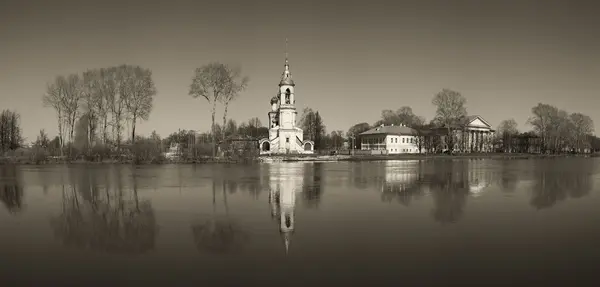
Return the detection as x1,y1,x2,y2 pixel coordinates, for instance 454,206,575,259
359,124,420,154
258,45,314,155
358,115,496,154
164,143,181,159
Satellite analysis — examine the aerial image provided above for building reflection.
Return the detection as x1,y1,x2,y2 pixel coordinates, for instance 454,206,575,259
268,162,317,254
48,166,158,255
374,159,495,224
0,165,24,214
379,160,423,206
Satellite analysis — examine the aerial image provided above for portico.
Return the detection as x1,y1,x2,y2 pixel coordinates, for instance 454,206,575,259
456,115,495,153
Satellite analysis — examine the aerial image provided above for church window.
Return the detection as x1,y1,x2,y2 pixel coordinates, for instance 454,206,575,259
285,88,291,104
286,137,289,143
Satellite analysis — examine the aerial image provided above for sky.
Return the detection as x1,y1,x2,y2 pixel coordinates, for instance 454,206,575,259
1,0,599,142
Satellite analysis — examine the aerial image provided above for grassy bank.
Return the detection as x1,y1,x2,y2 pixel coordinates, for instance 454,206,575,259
1,152,598,165
0,156,259,165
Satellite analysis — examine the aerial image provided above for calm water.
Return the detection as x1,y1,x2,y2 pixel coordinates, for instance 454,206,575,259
1,159,600,286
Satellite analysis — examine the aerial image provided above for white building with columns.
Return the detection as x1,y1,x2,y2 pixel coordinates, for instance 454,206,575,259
258,51,314,155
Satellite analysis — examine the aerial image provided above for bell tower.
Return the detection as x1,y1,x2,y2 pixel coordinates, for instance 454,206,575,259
278,38,297,130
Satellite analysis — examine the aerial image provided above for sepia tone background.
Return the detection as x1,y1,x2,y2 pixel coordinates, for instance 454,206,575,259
1,0,599,141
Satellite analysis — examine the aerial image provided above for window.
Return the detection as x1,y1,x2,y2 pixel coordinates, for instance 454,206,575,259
285,88,291,104
286,137,289,143
402,138,405,143
410,138,414,143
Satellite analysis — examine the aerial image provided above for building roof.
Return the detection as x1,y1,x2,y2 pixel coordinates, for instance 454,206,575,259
360,125,418,136
279,57,295,86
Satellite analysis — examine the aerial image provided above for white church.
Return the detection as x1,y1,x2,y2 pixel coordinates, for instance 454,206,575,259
258,50,314,155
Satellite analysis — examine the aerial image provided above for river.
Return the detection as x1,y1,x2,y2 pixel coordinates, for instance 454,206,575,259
1,158,599,286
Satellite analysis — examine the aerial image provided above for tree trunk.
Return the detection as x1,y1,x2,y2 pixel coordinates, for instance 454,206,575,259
57,109,64,157
103,114,108,145
222,101,229,141
211,100,217,157
131,114,137,144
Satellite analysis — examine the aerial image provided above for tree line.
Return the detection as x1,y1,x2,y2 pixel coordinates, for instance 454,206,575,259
41,65,157,158
3,65,599,163
346,88,598,153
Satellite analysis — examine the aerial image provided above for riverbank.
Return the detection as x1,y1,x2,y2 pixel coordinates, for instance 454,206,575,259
1,152,598,165
275,152,600,162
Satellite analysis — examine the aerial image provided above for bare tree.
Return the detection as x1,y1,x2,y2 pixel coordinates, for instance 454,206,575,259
569,113,594,152
497,119,519,152
189,62,237,157
0,110,23,153
97,67,117,145
81,69,103,152
42,77,67,156
527,103,557,153
220,65,249,141
122,66,157,144
62,73,83,157
432,89,468,152
109,66,128,150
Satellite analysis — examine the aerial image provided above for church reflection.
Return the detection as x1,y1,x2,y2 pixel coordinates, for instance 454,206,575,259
0,165,24,214
48,166,158,255
267,162,323,254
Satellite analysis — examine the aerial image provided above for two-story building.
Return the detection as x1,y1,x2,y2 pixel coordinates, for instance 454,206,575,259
359,124,420,155
358,115,496,154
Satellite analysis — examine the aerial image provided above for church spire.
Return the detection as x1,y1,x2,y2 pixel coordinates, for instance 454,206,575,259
285,37,289,65
280,38,295,86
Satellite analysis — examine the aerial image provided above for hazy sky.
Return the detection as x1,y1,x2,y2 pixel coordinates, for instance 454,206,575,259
1,0,599,141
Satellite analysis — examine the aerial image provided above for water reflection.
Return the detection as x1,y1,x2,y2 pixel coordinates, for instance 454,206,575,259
267,162,307,254
530,159,595,209
0,165,24,214
50,166,158,254
302,163,324,208
380,160,424,206
191,178,250,254
221,165,264,200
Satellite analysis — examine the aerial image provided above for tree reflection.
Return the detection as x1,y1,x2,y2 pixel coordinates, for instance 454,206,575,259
498,160,519,193
302,163,324,208
191,179,249,254
0,166,24,214
50,167,158,254
222,164,264,200
427,160,470,224
530,159,594,209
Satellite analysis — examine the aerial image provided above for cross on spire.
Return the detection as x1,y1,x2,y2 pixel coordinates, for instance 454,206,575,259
285,38,289,65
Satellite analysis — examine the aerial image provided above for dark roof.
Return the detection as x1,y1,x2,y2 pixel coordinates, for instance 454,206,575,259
280,76,295,86
360,125,418,136
279,63,295,86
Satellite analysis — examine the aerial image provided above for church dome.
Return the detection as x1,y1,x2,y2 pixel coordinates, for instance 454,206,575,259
280,75,295,86
279,61,295,86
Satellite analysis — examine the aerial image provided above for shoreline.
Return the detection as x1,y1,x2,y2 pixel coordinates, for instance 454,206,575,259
1,152,597,165
275,152,599,162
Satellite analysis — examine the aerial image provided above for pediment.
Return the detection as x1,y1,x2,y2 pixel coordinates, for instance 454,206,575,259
468,116,491,128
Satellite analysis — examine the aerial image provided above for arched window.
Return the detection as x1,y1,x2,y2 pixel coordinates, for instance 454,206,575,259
285,88,291,104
